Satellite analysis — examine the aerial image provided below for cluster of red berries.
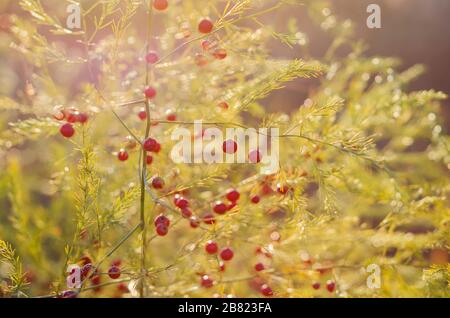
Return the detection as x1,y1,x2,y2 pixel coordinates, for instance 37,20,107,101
172,194,207,230
170,193,213,229
171,189,262,240
199,246,234,289
195,40,227,67
81,257,122,280
194,18,230,67
143,52,179,121
154,214,170,236
118,136,162,164
312,280,336,293
54,0,301,299
211,188,240,216
204,241,234,261
174,194,192,218
188,188,265,228
221,140,263,164
61,256,125,298
255,181,291,197
55,108,89,138
250,247,275,296
144,137,161,153
199,242,235,288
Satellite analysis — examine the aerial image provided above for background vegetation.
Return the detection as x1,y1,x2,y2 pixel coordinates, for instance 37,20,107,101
0,0,448,298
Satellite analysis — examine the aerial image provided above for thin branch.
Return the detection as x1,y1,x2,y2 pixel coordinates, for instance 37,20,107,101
138,0,155,298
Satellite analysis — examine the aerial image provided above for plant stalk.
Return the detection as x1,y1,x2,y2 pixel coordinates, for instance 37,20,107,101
139,0,154,298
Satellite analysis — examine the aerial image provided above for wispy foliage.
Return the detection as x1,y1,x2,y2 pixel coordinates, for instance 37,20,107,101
0,240,28,297
0,0,447,299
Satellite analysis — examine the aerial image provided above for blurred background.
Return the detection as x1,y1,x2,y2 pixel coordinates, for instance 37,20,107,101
266,0,450,129
335,0,450,127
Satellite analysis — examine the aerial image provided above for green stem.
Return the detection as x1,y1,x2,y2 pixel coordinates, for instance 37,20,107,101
139,0,154,298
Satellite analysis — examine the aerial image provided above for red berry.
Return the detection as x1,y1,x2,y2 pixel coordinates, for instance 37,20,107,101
201,275,214,288
222,139,237,154
146,155,153,165
276,183,289,194
227,201,237,211
53,109,65,121
81,263,93,279
203,213,216,225
201,40,211,51
312,282,321,290
260,284,273,297
153,0,168,11
78,112,89,124
60,123,75,138
108,266,121,279
111,259,122,267
117,283,129,293
91,275,102,293
249,277,265,291
79,256,92,266
251,195,260,204
125,136,138,150
326,280,336,293
254,263,265,272
189,216,200,228
205,241,218,254
261,184,273,195
226,189,240,202
154,214,170,227
66,111,79,123
146,51,159,64
176,197,189,209
219,261,226,272
195,53,209,67
153,142,161,153
174,194,181,204
213,201,227,214
249,149,262,163
118,149,129,162
181,207,192,218
220,247,234,261
213,48,227,60
138,109,147,121
152,176,165,189
198,18,214,34
91,275,101,290
218,102,229,110
156,223,168,236
144,86,157,99
143,138,159,152
166,113,177,122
